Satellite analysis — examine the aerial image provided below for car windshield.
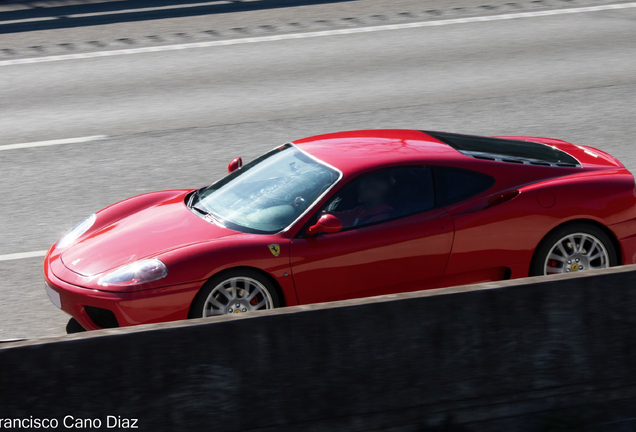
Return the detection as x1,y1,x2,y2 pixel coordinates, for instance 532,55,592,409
192,144,340,234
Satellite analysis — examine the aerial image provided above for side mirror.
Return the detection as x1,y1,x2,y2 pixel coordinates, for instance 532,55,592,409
228,157,243,173
306,214,343,236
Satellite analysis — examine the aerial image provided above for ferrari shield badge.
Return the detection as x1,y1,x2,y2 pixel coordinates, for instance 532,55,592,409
268,244,281,257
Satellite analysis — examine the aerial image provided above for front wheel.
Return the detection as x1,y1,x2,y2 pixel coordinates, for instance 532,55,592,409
530,222,618,276
189,269,280,319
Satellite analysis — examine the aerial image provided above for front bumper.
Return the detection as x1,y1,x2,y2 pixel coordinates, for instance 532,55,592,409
43,251,202,331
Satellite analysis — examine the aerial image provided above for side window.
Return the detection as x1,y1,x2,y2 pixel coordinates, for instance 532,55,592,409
321,167,435,230
433,167,494,207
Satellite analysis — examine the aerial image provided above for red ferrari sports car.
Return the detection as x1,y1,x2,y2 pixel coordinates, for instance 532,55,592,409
44,130,636,330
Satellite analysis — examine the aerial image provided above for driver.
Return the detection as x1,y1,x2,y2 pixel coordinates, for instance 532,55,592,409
329,172,395,228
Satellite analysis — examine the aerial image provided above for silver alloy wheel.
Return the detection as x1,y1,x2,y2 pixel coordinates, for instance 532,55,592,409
543,232,610,275
202,276,274,317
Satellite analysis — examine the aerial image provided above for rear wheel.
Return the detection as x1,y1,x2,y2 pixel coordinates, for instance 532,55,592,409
530,222,617,276
189,269,280,319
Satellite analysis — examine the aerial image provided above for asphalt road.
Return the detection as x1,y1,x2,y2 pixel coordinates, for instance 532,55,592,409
1,0,635,340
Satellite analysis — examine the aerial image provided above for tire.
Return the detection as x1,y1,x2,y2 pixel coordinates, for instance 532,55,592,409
189,269,280,319
530,222,618,277
66,318,86,334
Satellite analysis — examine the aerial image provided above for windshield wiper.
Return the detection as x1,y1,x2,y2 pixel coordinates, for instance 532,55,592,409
192,204,226,227
191,204,208,216
188,189,200,208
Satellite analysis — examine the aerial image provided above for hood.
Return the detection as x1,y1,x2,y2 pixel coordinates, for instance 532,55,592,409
61,196,235,276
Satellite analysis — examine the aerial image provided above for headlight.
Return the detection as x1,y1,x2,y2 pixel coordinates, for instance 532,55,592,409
98,259,168,287
55,214,96,250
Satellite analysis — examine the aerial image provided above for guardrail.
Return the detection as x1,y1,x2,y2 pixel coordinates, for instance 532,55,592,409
2,265,636,431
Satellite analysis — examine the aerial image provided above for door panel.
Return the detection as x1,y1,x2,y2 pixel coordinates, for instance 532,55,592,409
438,192,544,286
290,208,454,304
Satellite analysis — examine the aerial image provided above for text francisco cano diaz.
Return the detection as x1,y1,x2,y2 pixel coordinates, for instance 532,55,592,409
0,415,138,429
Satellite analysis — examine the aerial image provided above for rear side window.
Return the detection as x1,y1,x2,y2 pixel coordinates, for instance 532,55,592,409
433,167,494,207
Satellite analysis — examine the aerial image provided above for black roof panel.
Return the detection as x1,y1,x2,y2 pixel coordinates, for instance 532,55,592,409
424,131,580,167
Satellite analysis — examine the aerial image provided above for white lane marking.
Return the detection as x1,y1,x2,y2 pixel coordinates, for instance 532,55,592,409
0,135,103,262
0,2,634,67
67,0,232,18
0,135,106,151
1,16,57,25
0,250,47,262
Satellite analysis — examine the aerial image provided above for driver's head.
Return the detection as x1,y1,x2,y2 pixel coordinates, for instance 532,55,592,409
357,172,394,208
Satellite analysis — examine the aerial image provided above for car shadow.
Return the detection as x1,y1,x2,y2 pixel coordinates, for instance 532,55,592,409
0,0,360,35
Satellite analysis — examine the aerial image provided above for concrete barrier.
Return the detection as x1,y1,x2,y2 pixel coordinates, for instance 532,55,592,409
2,266,636,431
